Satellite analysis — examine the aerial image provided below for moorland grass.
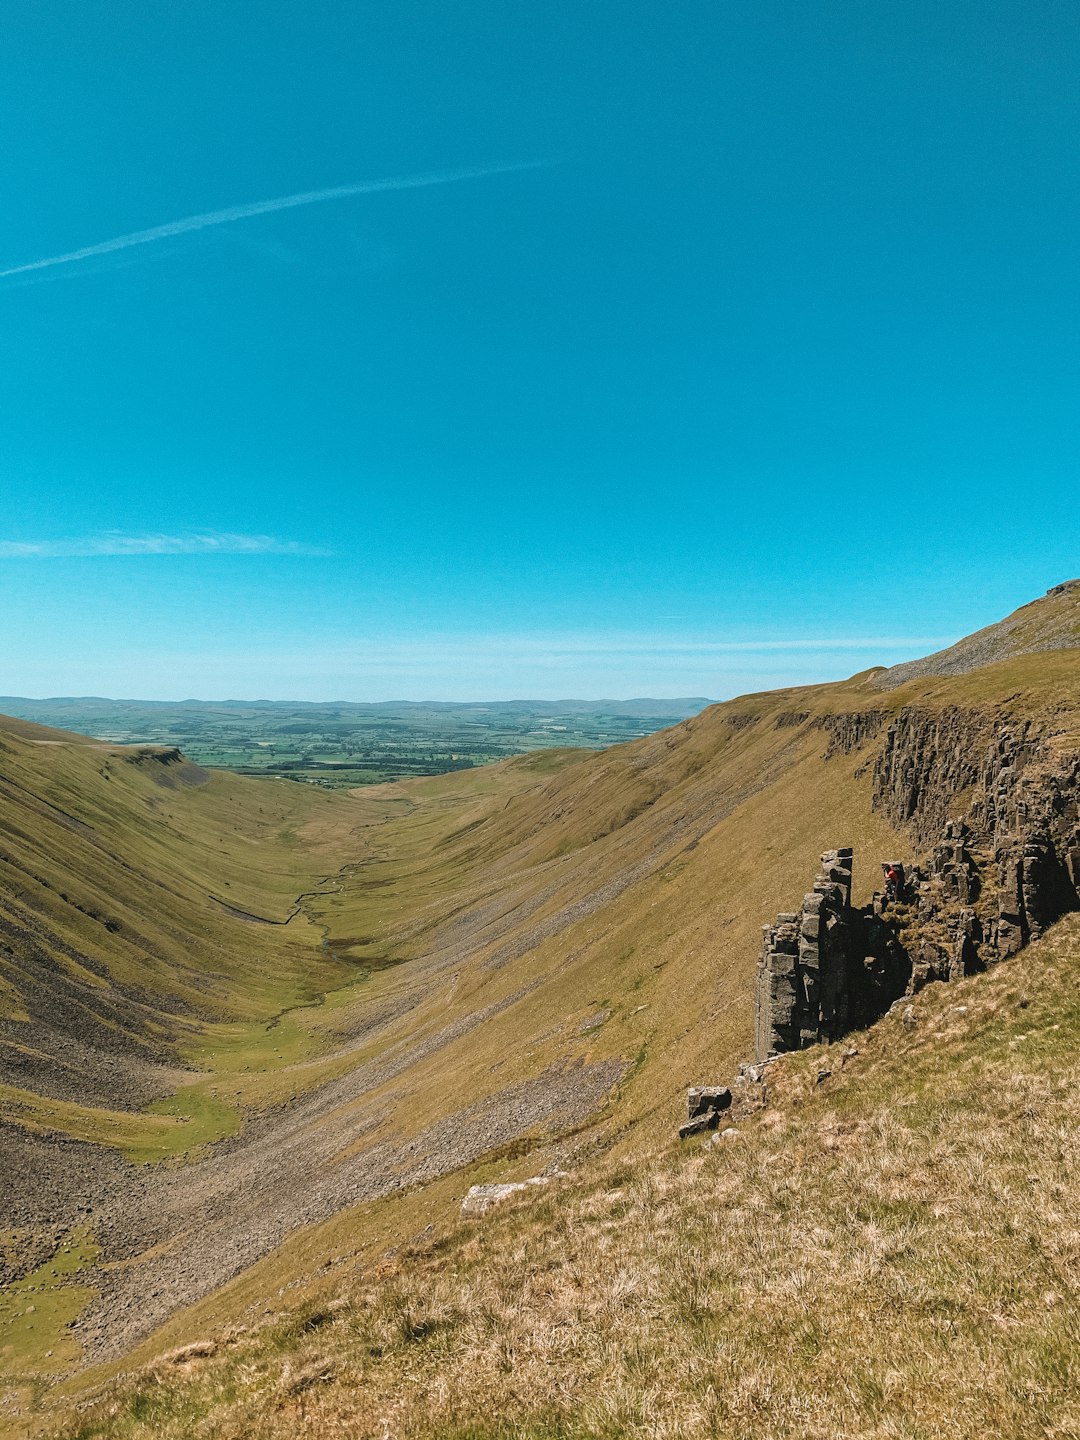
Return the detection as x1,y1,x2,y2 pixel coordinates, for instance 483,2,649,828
5,630,1080,1428
47,915,1080,1440
0,1231,99,1380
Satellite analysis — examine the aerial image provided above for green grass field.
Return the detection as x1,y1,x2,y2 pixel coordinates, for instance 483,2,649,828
0,698,710,787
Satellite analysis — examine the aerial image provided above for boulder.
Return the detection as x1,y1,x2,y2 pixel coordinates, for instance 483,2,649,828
461,1175,558,1217
678,1109,718,1139
686,1085,732,1120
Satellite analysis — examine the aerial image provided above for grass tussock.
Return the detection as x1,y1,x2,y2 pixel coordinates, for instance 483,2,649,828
49,916,1080,1440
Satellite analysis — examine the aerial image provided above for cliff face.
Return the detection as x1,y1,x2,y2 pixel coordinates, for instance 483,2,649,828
875,705,1080,955
756,701,1080,1060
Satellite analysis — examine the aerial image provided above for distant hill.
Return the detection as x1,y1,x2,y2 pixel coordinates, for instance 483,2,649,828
874,577,1080,688
0,696,711,716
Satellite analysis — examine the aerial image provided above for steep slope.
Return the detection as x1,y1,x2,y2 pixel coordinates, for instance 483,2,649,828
0,722,382,1385
45,907,1080,1440
2,583,1080,1431
0,722,368,1116
875,577,1080,688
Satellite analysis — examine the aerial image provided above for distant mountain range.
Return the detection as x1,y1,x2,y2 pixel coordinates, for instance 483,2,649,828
0,695,711,717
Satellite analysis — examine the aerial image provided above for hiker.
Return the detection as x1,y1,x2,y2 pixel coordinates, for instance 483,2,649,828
883,864,901,903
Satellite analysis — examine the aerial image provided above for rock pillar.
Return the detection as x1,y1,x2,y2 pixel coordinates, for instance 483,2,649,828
755,847,856,1061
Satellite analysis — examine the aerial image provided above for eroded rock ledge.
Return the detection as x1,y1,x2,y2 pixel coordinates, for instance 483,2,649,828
755,709,1080,1062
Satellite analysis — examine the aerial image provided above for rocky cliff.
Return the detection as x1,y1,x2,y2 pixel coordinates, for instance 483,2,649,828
755,700,1080,1059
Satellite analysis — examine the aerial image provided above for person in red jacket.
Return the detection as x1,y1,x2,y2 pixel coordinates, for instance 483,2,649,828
883,864,901,902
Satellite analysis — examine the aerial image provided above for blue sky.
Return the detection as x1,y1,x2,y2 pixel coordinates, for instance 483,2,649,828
1,0,1077,700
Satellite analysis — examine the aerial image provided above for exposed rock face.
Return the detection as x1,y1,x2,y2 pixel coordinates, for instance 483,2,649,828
873,707,994,845
755,708,1080,1060
755,849,850,1056
875,707,1080,969
817,712,887,759
755,849,910,1060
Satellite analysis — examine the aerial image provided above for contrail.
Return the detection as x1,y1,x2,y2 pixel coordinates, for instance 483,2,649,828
0,160,548,280
0,531,329,558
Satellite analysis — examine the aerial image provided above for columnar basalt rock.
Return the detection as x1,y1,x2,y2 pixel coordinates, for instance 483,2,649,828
872,709,1080,974
696,704,1080,1130
678,1085,732,1138
754,728,1080,1061
755,847,867,1060
754,913,798,1058
932,820,981,906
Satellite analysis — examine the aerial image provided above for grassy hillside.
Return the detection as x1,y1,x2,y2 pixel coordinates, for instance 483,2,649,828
0,720,373,1125
2,586,1079,1433
46,908,1080,1440
0,722,385,1395
877,576,1080,687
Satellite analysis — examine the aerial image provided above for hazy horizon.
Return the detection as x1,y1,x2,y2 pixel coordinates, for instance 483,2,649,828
0,692,714,707
0,629,956,704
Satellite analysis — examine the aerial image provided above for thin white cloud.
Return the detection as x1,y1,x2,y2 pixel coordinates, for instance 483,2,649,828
109,633,950,681
0,160,550,280
0,532,329,558
265,634,948,666
446,635,953,656
0,628,954,701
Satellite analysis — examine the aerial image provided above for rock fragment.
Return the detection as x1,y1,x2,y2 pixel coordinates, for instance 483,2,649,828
678,1085,731,1139
461,1174,562,1217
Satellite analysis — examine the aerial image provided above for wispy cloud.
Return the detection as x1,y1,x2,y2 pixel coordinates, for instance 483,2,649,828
443,635,953,657
0,627,955,702
0,160,550,281
123,632,951,682
0,532,329,559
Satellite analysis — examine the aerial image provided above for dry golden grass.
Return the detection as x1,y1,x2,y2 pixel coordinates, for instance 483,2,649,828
7,643,1080,1417
50,914,1080,1440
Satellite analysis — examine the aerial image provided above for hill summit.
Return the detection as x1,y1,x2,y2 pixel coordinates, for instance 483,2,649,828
875,578,1080,687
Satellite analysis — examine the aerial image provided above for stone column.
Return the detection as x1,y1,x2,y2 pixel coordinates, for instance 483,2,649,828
755,913,801,1059
755,847,856,1059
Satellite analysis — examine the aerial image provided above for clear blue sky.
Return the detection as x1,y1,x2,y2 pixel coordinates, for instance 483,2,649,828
1,1,1077,700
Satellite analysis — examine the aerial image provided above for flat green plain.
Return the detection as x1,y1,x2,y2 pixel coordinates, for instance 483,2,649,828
0,698,710,788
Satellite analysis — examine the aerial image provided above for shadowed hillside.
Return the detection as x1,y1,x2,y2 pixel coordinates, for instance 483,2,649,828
2,582,1079,1434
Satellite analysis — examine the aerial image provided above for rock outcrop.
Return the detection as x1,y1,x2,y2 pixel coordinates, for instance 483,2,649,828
876,707,1080,974
678,1085,732,1138
754,711,1080,1060
754,849,910,1061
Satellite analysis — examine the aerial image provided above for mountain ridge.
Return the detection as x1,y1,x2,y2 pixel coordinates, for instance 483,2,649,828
874,578,1080,689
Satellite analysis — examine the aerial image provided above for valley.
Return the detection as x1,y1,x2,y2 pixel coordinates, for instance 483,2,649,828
1,584,1078,1437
